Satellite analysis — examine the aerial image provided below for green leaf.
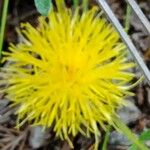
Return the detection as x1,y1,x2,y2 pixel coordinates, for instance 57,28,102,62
34,0,51,16
129,129,150,150
139,129,150,141
113,117,149,150
129,144,139,150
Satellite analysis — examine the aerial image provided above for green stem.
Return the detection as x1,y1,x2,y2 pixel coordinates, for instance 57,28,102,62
124,4,132,33
83,0,88,11
102,126,111,150
0,0,9,58
73,0,78,8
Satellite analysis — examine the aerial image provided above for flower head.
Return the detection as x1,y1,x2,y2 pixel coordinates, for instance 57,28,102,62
0,1,135,149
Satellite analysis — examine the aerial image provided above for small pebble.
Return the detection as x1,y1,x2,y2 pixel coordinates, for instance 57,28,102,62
145,140,150,148
29,126,50,149
109,131,131,146
117,101,141,124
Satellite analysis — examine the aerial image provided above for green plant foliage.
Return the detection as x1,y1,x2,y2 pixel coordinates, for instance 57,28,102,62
129,129,150,150
113,117,149,150
34,0,51,16
0,0,9,57
102,126,111,150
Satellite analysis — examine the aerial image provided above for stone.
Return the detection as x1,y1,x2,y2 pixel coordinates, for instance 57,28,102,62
145,140,150,148
29,126,50,149
0,99,9,111
109,131,131,146
117,101,141,124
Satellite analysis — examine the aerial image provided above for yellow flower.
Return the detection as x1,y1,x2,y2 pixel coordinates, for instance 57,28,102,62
1,1,135,149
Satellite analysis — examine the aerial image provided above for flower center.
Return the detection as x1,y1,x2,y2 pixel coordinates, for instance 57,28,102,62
65,65,78,82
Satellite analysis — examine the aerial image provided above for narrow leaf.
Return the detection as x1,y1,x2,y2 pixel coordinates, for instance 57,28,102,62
129,129,150,150
113,116,149,150
139,129,150,141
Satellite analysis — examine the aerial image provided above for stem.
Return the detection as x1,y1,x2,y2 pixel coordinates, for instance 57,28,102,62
102,126,111,150
73,0,78,8
0,0,9,58
124,4,132,33
83,0,88,11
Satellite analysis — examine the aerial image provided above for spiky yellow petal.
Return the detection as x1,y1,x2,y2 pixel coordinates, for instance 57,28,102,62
0,2,135,149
